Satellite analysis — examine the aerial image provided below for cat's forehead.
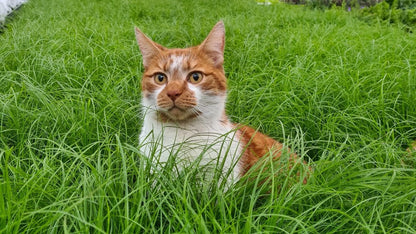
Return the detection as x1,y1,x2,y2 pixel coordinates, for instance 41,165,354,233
166,53,189,72
144,47,214,78
163,50,195,70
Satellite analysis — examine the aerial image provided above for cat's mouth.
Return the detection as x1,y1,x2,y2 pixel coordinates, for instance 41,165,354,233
158,106,200,121
168,106,184,113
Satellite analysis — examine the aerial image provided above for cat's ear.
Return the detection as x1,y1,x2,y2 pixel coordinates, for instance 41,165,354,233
135,27,165,68
199,21,225,67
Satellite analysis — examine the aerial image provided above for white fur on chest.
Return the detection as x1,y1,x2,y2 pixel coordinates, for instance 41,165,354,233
139,101,243,183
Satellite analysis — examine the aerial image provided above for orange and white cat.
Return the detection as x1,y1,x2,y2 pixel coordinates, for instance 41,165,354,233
136,21,308,184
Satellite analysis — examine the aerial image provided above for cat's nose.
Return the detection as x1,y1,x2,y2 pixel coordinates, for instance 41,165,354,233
167,89,182,101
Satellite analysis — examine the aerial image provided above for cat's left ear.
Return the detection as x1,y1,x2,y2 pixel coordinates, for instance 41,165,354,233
199,21,225,67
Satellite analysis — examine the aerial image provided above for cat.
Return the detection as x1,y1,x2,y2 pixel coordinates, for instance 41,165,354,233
135,21,309,185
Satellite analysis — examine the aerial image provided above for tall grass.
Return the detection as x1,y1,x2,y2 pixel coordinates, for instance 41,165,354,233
1,0,415,232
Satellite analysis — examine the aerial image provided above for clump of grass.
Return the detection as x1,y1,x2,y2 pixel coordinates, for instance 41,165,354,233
1,0,415,232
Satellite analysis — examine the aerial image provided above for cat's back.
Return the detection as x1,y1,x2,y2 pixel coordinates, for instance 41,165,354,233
235,124,309,183
234,124,283,174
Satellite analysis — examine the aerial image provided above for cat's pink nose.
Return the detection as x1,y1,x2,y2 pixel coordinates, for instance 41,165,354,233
167,90,182,101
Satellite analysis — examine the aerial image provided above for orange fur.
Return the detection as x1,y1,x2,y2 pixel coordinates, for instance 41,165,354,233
236,124,309,184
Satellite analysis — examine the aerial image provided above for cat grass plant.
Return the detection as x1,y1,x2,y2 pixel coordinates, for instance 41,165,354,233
1,0,415,232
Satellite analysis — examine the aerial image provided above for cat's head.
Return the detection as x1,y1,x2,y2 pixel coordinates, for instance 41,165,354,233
135,22,227,122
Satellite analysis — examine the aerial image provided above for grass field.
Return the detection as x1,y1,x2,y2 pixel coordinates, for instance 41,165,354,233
1,0,416,232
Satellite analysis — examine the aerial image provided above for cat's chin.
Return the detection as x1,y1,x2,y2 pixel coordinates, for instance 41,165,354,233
158,107,200,122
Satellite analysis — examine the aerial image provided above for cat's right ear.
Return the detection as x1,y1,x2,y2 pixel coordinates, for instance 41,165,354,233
134,27,165,68
199,21,225,67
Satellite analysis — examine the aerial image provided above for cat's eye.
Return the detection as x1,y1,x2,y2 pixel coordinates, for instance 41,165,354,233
188,72,203,84
154,73,167,84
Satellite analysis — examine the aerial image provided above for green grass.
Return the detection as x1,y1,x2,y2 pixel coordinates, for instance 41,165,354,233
1,0,416,232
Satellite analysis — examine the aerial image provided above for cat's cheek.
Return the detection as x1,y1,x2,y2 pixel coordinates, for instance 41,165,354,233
187,84,202,104
142,95,155,109
142,87,164,108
